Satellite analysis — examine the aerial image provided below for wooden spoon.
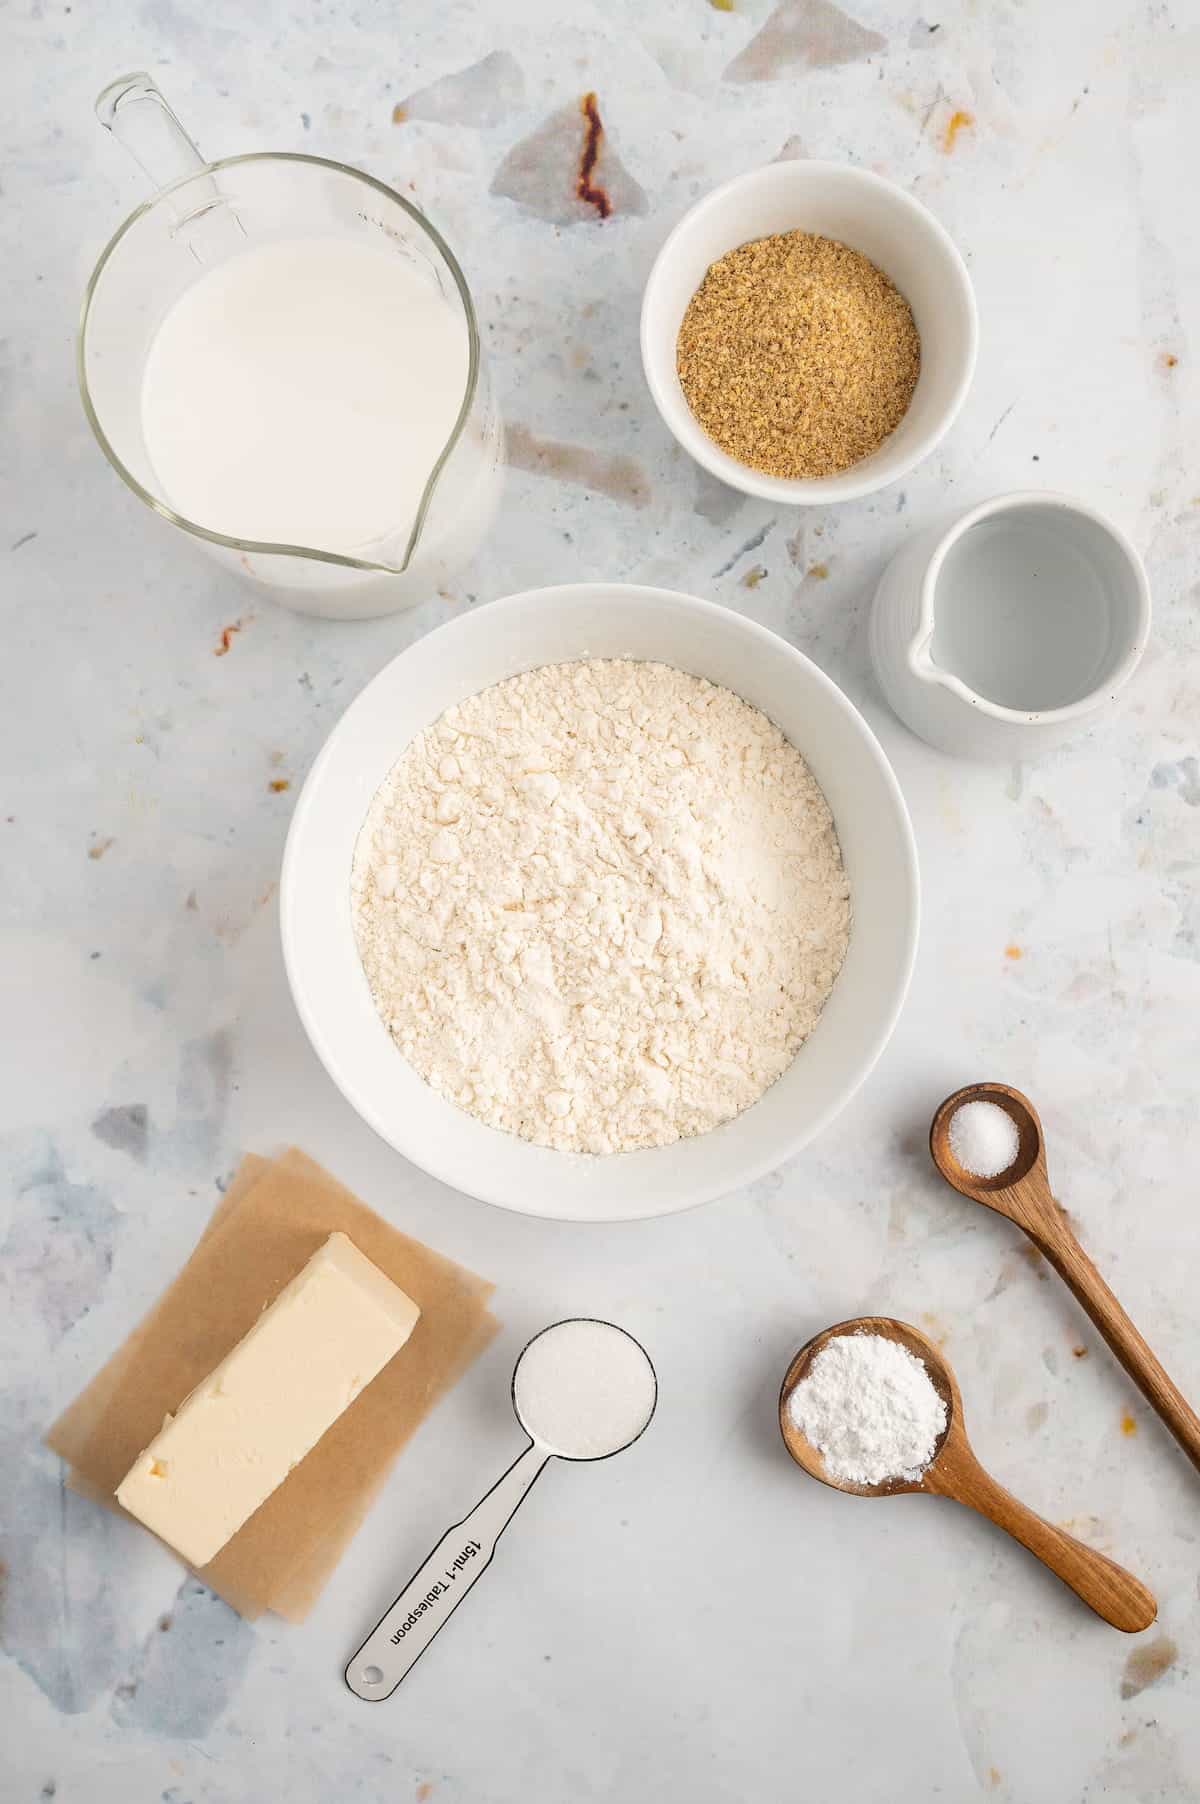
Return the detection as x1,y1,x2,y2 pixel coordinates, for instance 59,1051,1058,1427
930,1082,1200,1476
780,1316,1156,1632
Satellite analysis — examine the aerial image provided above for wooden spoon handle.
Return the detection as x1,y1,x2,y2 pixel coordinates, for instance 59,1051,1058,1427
932,1449,1156,1633
1030,1217,1200,1475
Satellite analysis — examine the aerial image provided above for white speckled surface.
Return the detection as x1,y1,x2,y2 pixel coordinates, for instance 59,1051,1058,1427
3,2,1199,1799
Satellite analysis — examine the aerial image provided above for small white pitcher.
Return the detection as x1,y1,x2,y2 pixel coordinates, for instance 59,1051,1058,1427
869,492,1150,760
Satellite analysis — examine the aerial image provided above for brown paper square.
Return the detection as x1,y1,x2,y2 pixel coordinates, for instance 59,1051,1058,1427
47,1150,498,1621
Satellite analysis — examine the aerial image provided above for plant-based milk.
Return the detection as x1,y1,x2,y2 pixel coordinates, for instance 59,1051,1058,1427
139,237,470,553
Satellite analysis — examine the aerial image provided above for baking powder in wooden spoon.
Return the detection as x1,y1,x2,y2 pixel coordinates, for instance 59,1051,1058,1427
785,1331,947,1486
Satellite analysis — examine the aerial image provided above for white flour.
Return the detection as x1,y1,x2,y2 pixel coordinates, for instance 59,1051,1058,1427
787,1333,948,1486
351,658,850,1154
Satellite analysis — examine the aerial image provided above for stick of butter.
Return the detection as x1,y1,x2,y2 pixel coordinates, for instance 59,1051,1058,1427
116,1232,420,1567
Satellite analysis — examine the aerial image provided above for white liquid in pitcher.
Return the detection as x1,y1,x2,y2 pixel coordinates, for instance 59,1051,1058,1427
140,237,470,553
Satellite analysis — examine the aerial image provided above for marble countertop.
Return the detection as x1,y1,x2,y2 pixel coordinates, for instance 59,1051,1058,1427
3,0,1199,1798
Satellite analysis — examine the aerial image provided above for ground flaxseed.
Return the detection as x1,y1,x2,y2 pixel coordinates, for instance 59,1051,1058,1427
676,231,920,480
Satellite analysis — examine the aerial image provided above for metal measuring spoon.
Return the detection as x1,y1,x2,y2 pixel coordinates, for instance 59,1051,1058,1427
346,1318,657,1699
780,1316,1156,1632
930,1081,1200,1477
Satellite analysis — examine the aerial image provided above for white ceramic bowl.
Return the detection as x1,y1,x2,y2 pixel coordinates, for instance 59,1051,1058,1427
281,584,919,1222
641,161,978,504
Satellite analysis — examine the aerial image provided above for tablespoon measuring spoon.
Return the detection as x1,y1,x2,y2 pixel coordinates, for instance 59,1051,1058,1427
346,1318,657,1699
780,1316,1156,1632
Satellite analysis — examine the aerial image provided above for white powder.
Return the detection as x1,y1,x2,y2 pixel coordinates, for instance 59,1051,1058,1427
513,1319,657,1459
787,1332,948,1486
948,1098,1020,1179
352,658,850,1154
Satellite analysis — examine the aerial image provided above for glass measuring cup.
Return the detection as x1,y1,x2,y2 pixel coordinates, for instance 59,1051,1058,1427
80,74,503,620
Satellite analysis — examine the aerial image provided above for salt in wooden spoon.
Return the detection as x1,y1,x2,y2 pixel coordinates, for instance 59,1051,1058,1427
780,1316,1156,1632
930,1082,1200,1476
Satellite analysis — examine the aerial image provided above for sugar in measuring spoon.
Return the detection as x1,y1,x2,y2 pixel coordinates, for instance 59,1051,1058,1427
346,1319,656,1699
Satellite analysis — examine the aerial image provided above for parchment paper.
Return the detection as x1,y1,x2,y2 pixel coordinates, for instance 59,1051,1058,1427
47,1149,498,1621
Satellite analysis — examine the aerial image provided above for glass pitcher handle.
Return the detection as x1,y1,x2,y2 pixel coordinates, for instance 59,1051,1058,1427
96,72,208,191
96,73,245,260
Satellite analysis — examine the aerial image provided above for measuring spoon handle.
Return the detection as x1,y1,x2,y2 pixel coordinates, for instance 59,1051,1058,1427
1027,1219,1200,1474
346,1441,549,1700
933,1443,1156,1632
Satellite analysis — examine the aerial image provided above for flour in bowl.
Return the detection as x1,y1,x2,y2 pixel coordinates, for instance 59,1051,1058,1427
351,659,850,1154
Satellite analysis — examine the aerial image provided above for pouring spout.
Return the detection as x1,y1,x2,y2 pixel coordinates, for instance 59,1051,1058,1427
907,628,941,684
96,73,207,193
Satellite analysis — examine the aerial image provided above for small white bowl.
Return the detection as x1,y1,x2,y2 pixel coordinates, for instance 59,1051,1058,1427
280,584,919,1222
640,161,978,504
